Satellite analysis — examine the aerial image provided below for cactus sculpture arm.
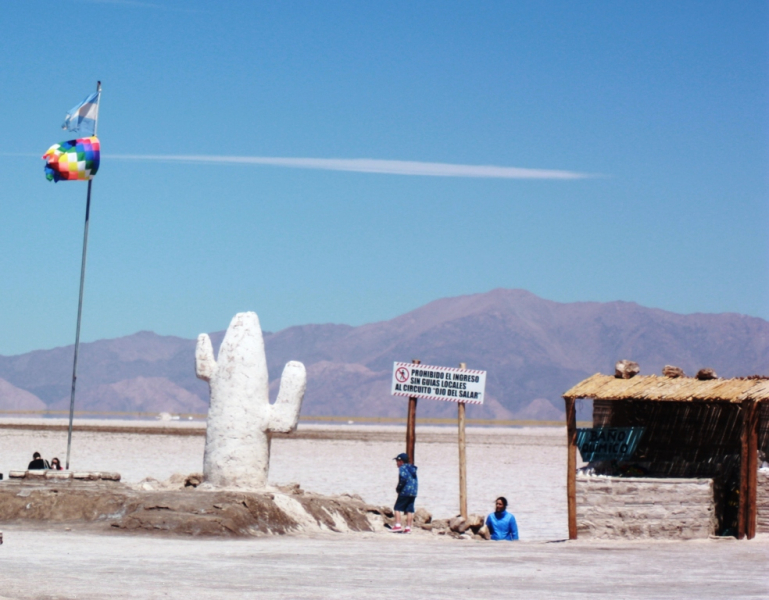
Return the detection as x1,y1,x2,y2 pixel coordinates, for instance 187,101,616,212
195,312,306,489
271,362,306,433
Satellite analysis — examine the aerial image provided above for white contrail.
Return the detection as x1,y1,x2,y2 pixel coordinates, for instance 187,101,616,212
77,0,164,7
75,0,203,10
106,154,594,180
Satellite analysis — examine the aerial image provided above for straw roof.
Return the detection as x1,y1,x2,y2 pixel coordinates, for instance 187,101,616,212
563,373,769,403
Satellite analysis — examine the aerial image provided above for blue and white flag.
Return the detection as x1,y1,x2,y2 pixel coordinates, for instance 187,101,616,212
62,91,100,136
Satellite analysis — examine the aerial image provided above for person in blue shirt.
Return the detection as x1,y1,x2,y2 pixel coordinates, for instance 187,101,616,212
392,452,418,533
486,496,519,540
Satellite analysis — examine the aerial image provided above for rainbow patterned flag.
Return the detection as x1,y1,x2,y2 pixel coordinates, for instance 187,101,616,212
42,137,100,182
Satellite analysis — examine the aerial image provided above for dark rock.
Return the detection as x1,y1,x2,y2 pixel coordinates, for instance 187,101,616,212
184,474,202,488
662,365,686,378
414,507,432,526
464,514,485,533
615,360,640,379
367,505,394,519
276,482,303,495
450,513,485,534
696,368,718,380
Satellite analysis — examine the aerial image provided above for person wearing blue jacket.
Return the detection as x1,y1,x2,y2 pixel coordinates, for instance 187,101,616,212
486,496,519,540
392,452,418,533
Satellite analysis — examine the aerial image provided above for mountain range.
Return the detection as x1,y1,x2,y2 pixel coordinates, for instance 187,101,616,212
1,289,767,421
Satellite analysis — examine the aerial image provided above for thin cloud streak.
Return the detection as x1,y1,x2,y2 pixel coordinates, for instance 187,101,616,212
108,154,595,179
77,0,165,7
74,0,206,11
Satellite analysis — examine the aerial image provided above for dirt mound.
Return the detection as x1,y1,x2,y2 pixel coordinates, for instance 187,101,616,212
0,477,389,537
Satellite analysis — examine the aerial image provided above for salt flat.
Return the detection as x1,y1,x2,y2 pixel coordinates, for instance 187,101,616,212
0,527,766,600
0,422,573,540
0,421,766,599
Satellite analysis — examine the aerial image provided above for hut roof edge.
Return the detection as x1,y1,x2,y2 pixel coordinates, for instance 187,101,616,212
563,373,769,403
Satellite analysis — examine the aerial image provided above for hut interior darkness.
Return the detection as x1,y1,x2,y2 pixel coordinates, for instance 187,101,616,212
563,373,769,540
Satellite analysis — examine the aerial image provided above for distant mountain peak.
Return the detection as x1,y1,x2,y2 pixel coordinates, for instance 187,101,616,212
0,289,766,418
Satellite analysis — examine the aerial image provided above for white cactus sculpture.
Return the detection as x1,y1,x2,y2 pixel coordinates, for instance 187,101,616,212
195,312,306,489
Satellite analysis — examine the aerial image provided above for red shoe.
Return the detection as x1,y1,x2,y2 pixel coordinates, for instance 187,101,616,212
403,527,412,534
391,525,403,532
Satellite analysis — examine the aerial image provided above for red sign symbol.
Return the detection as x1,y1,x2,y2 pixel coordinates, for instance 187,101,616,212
395,367,410,383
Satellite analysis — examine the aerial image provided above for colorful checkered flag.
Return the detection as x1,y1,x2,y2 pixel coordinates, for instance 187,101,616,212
42,137,100,182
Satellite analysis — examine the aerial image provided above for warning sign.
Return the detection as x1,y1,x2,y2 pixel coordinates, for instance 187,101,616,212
391,362,487,405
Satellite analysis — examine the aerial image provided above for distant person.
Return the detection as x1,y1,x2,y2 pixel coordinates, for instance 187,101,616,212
50,457,63,471
27,452,49,470
391,452,418,533
486,496,519,541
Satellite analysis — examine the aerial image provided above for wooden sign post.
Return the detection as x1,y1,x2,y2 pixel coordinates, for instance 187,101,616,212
406,359,420,463
458,362,468,520
391,360,486,519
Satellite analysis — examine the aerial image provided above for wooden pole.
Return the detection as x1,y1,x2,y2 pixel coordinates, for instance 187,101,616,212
738,399,752,539
406,359,420,463
458,362,468,520
746,400,759,539
565,396,577,539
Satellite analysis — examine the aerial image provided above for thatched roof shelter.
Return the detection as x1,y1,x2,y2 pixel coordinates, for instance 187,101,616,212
564,373,769,403
562,371,768,541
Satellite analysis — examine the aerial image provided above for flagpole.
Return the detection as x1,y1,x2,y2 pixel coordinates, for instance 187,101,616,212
65,81,101,471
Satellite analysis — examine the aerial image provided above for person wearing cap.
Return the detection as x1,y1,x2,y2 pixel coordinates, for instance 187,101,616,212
391,452,418,533
485,496,519,540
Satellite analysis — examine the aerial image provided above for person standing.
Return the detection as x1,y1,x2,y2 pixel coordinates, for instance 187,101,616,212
486,496,519,540
392,452,418,533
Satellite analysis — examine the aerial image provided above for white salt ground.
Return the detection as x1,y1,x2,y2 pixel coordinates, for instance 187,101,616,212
0,527,766,599
1,421,767,599
2,422,577,539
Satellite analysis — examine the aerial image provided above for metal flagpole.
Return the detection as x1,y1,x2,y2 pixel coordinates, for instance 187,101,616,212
65,81,101,471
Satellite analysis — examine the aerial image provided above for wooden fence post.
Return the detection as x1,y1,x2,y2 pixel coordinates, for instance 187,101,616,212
565,396,577,539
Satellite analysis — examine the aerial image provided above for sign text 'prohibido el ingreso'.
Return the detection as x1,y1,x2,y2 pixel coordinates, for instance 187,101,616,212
391,362,487,405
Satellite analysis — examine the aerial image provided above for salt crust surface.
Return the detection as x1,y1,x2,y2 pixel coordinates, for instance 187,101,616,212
0,528,767,600
0,422,577,540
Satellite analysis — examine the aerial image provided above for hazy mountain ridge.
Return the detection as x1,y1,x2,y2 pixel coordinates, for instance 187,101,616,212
1,289,767,420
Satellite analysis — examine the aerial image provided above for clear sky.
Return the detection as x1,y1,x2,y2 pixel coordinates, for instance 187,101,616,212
1,1,767,356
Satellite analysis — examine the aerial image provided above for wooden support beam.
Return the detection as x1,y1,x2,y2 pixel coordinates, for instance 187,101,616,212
565,396,577,540
746,400,759,540
738,399,757,540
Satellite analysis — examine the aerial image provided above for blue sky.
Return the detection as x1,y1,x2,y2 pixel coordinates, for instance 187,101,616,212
1,1,767,356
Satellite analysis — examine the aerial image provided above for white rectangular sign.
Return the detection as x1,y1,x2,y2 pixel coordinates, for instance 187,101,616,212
391,362,487,405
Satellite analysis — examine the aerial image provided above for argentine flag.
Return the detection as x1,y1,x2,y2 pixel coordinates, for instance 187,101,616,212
62,91,100,136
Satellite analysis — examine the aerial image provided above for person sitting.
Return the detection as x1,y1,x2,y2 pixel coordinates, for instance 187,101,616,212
486,496,519,540
27,452,49,470
50,457,63,471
